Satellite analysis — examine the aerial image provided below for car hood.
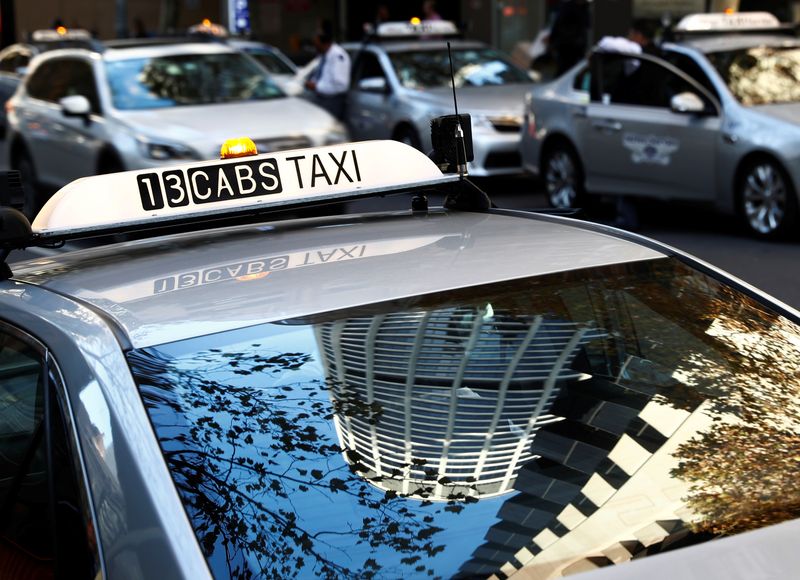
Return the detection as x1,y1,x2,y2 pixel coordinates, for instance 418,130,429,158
409,84,533,115
115,97,335,155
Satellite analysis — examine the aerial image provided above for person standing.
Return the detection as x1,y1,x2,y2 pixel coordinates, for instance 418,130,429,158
422,0,443,20
548,0,590,76
305,31,351,121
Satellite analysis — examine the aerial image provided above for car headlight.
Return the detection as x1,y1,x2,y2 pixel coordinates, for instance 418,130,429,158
324,122,350,145
138,138,199,161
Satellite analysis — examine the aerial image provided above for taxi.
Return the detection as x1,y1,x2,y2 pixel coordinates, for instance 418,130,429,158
0,128,799,579
342,19,536,176
520,11,800,239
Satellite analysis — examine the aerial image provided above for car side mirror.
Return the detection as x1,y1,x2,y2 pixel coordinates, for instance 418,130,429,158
60,95,92,120
357,77,389,94
670,92,706,115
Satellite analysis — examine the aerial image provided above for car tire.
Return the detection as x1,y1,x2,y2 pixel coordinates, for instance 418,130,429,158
18,150,45,221
543,143,585,210
394,126,422,151
737,157,798,240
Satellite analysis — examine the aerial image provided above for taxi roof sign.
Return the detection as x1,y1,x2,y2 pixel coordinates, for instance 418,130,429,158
675,11,781,32
31,140,458,238
32,28,92,42
375,20,459,38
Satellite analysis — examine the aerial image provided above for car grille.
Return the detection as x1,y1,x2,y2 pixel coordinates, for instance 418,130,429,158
251,137,312,153
485,151,521,169
489,116,523,133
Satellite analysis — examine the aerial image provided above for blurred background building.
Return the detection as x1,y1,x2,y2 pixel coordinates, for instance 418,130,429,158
3,0,800,58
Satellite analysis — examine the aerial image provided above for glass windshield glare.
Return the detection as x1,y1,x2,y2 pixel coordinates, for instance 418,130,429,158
707,45,800,105
105,52,284,110
390,47,530,89
246,49,295,75
128,258,800,579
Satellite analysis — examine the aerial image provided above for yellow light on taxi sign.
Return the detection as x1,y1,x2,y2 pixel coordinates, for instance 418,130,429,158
56,26,67,35
202,18,212,27
724,7,735,14
410,17,422,25
220,137,258,160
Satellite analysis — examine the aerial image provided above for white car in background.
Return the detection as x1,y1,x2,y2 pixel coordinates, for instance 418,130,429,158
5,39,348,216
226,38,304,96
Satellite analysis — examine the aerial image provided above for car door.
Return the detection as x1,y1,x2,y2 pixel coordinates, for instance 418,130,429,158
346,50,392,140
22,57,105,186
0,322,99,578
577,51,720,201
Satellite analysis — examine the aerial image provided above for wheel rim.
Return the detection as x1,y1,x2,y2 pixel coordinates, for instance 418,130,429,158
742,163,787,235
545,150,578,208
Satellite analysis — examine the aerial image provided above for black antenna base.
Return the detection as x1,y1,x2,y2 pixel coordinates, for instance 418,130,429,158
443,179,492,212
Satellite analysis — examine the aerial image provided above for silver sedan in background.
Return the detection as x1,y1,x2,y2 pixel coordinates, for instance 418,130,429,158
521,12,800,239
344,22,537,176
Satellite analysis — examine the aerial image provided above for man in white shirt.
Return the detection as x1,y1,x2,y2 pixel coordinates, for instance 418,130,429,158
305,32,351,120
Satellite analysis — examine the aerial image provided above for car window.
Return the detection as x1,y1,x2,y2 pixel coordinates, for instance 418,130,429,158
0,325,97,578
245,49,295,75
352,51,386,84
572,65,590,92
706,45,800,106
105,52,285,110
26,58,101,114
592,53,708,109
662,51,719,101
0,50,18,73
390,47,531,89
128,257,800,579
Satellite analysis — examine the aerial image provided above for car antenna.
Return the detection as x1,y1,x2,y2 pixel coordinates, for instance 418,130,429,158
447,41,468,178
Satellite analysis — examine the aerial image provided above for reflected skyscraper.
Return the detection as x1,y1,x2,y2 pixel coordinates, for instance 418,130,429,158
316,305,605,500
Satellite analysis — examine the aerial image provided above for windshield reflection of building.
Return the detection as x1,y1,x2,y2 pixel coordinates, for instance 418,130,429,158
315,305,606,501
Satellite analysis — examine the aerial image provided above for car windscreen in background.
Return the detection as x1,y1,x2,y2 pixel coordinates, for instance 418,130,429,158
127,257,800,579
105,53,285,110
706,45,800,105
390,48,531,89
246,49,296,75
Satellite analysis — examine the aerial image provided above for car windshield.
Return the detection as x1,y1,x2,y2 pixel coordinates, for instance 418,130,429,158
244,48,296,75
706,45,800,105
105,52,284,110
390,47,530,89
128,257,800,579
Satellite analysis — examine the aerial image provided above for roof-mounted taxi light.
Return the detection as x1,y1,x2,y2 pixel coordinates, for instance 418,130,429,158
202,18,212,27
56,25,67,35
724,7,735,14
675,11,781,32
220,137,258,160
28,140,461,238
376,20,459,38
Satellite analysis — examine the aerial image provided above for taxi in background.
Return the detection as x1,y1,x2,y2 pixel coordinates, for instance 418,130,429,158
521,11,800,239
3,38,348,218
342,19,537,176
187,19,304,96
0,128,799,579
0,28,101,139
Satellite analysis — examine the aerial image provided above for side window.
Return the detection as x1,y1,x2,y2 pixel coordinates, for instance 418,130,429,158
592,53,707,109
352,51,387,86
572,66,590,93
0,51,18,73
0,325,97,578
663,51,720,101
26,58,101,114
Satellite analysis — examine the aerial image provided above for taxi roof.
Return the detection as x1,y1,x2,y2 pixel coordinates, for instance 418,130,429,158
12,210,664,349
102,41,235,61
676,33,800,54
346,39,485,54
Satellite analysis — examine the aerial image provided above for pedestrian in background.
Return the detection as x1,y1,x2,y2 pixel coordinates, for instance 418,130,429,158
305,30,351,121
548,0,590,76
422,0,443,21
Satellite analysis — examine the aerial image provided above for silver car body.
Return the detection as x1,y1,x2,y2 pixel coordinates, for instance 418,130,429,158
344,40,536,176
521,32,800,225
3,42,347,188
226,38,304,96
2,139,800,577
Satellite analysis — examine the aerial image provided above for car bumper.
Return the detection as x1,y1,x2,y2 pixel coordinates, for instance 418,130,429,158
468,130,523,177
